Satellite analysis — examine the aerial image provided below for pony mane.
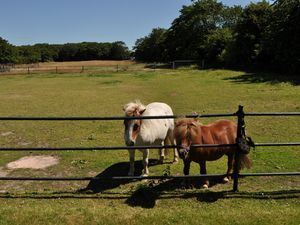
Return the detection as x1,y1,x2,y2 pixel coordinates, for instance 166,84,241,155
175,118,202,128
123,100,146,116
174,118,202,140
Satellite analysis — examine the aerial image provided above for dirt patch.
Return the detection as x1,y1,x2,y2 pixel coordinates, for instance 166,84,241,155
1,131,14,136
0,167,9,176
6,155,59,169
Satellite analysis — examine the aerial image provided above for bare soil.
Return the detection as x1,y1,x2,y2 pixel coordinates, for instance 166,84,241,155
6,155,59,169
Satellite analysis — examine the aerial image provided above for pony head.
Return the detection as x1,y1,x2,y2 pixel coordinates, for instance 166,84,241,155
123,100,146,146
174,118,200,159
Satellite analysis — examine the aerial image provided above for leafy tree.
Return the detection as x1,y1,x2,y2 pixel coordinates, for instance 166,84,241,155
0,37,18,63
134,28,167,62
34,43,60,62
164,0,226,61
224,1,271,67
110,41,130,60
203,27,233,66
262,0,300,72
18,45,41,64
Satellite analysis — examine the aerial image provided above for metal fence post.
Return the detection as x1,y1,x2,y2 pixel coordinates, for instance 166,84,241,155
233,105,245,192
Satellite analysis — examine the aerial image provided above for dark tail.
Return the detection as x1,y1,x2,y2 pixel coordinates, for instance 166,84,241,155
239,154,253,170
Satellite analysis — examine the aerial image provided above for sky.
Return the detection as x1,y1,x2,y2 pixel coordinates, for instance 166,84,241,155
1,0,262,50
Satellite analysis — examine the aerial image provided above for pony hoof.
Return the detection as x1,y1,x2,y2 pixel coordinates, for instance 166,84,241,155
159,157,164,164
172,159,179,164
141,173,149,177
203,184,209,189
223,177,230,183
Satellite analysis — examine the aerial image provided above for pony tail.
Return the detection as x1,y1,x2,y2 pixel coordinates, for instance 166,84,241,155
238,154,253,170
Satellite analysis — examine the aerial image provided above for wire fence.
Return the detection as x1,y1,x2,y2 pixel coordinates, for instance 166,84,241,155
0,106,299,192
0,63,167,75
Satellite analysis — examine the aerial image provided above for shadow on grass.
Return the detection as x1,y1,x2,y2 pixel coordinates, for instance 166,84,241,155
78,159,159,193
1,162,299,208
1,188,299,202
224,72,300,86
0,177,299,209
126,181,300,208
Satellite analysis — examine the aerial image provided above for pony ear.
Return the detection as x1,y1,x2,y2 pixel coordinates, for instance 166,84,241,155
191,121,198,127
139,108,146,115
138,104,146,115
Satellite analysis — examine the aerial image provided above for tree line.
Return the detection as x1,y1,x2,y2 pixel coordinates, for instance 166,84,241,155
0,40,130,64
134,0,300,73
1,0,299,73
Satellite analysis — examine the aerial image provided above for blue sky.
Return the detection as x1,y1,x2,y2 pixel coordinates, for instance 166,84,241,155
1,0,262,50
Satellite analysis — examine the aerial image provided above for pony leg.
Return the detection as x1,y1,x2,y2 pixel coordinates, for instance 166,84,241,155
173,148,179,164
200,161,209,188
167,129,179,163
224,154,234,183
128,150,135,176
142,149,149,176
172,138,179,164
182,159,191,188
159,144,165,164
183,160,191,175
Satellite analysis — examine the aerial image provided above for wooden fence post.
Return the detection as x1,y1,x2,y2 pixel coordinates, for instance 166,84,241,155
172,61,175,69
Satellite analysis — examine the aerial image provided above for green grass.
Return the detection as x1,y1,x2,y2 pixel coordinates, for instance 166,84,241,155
0,68,299,224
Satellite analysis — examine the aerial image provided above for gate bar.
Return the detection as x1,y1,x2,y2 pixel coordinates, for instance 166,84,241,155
0,142,299,151
1,172,299,181
245,112,300,116
0,174,227,181
0,112,299,121
0,113,235,121
0,144,237,151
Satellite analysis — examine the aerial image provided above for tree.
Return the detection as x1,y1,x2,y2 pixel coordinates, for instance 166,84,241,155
134,28,167,62
0,37,18,63
224,1,271,67
203,28,233,66
164,0,227,61
110,41,130,60
34,43,60,62
262,0,300,72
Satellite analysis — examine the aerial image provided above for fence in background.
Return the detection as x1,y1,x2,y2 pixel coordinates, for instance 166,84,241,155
0,106,299,192
0,65,141,75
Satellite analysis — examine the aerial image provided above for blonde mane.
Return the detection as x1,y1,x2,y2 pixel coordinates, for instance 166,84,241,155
123,100,146,116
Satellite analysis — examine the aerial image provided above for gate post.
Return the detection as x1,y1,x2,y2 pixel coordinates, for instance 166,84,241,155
233,105,245,192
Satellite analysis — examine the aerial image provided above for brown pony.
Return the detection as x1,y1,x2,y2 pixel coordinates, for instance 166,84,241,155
174,118,252,188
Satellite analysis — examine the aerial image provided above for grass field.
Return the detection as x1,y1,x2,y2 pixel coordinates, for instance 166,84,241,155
0,67,299,225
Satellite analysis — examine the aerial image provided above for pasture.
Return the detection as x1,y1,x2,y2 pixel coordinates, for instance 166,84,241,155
0,67,299,225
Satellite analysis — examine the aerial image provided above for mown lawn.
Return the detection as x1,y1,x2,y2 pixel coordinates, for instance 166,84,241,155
0,68,299,225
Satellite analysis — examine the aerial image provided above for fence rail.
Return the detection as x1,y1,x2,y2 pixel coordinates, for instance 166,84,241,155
0,63,154,75
0,106,299,192
0,112,299,121
0,142,299,151
1,172,300,181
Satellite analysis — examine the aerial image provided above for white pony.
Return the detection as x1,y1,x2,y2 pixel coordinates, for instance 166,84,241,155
123,100,178,176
